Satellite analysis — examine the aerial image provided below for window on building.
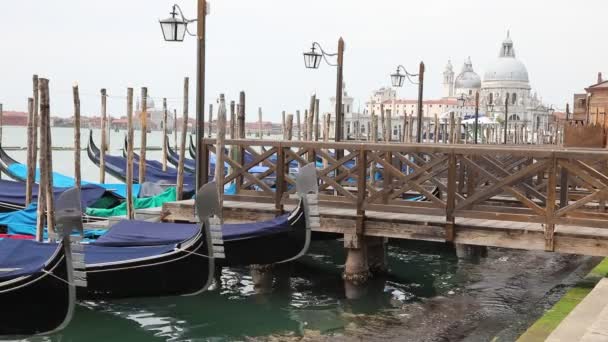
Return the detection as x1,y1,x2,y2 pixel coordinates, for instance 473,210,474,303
469,89,472,95
489,93,494,104
512,93,517,105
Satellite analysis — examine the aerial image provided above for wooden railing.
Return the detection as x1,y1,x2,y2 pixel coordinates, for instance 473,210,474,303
199,139,608,251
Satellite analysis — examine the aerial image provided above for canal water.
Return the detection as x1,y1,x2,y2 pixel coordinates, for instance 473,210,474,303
2,127,601,341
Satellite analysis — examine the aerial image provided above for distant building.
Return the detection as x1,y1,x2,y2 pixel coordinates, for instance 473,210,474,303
136,97,176,132
585,73,608,126
1,111,28,126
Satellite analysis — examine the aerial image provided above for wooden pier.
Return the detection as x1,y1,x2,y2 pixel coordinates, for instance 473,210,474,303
162,139,608,257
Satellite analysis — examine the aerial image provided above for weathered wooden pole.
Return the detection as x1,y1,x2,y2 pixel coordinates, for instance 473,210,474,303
126,88,135,220
237,92,246,193
386,108,392,142
324,114,330,142
229,101,236,139
161,98,168,172
308,94,316,141
36,88,48,241
434,113,439,143
73,85,82,191
296,110,301,140
174,109,178,148
25,98,35,206
314,99,320,141
216,94,227,207
40,78,55,235
380,104,385,141
139,87,148,183
100,88,108,183
281,111,286,139
177,78,189,200
32,75,39,184
286,114,294,140
303,110,308,140
456,117,462,144
208,104,213,138
258,107,263,139
449,112,455,144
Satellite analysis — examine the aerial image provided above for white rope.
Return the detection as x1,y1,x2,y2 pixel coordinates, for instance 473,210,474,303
42,269,75,287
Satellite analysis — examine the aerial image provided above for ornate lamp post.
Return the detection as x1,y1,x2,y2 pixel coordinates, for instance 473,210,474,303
390,62,425,143
159,1,208,192
303,38,345,143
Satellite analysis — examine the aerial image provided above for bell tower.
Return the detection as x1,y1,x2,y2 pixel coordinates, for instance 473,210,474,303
443,60,455,98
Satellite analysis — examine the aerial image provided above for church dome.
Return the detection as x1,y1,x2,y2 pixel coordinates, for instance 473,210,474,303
483,32,529,83
454,57,481,89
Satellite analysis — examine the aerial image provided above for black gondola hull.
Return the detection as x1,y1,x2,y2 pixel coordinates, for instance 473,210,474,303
0,248,71,336
79,232,210,300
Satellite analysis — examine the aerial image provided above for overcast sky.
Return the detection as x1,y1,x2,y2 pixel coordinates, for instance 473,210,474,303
0,0,605,121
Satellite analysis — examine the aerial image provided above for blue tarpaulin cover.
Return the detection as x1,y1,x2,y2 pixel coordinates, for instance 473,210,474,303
7,163,139,198
92,220,200,247
0,203,106,239
0,179,107,208
92,213,291,247
84,244,176,265
0,239,58,281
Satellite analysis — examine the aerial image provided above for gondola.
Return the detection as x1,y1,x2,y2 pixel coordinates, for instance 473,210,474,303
77,182,218,299
0,179,107,211
87,131,195,192
86,163,319,267
0,188,85,336
0,143,137,199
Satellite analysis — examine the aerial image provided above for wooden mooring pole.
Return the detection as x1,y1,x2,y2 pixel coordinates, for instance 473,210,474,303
40,78,55,235
73,85,81,191
258,107,263,139
100,88,107,183
177,78,189,200
161,98,168,172
216,94,227,207
139,87,148,183
126,88,135,220
25,98,35,206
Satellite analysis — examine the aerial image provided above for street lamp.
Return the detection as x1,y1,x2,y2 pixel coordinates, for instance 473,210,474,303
302,39,345,143
159,1,208,193
457,93,466,109
159,5,190,42
390,63,425,143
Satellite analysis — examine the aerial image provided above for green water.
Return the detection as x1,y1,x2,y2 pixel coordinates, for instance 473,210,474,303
21,240,460,342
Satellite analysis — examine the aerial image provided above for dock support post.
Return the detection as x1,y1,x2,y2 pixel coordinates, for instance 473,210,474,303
343,148,371,298
161,98,168,172
216,94,226,205
366,237,387,274
455,244,487,262
250,264,274,295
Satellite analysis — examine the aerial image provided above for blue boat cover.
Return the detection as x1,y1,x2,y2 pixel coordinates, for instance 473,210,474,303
0,239,59,281
92,213,291,247
92,220,200,247
0,203,106,239
7,163,140,198
84,244,176,265
103,154,195,192
0,179,107,208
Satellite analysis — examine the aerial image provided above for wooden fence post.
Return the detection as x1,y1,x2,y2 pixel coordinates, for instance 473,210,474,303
545,155,557,251
445,152,456,242
177,78,189,200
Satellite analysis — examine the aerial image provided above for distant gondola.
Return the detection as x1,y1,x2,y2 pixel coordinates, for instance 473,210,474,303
0,188,85,335
0,143,137,199
87,131,195,191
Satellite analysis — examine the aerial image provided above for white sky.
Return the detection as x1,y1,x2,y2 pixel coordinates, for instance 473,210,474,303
0,0,605,121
